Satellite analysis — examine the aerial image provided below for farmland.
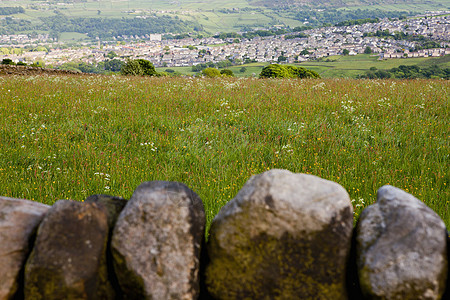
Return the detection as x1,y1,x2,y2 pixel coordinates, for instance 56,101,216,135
0,0,449,37
0,76,448,230
157,54,450,78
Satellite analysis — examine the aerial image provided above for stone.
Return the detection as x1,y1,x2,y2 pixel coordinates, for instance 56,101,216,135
24,200,113,300
356,185,448,299
0,197,49,300
111,181,205,300
205,169,353,299
84,194,128,298
443,231,450,299
85,194,127,230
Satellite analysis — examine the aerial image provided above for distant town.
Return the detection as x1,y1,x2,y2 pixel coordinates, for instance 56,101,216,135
1,11,449,69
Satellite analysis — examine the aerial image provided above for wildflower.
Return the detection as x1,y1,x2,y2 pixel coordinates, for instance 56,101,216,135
140,142,157,151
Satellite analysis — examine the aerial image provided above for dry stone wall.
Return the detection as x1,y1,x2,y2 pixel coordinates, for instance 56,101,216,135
0,169,448,300
0,65,84,76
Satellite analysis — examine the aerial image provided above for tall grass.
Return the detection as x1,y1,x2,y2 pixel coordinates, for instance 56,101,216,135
0,75,448,230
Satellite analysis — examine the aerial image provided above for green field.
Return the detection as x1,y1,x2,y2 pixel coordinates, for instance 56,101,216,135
59,32,90,42
157,55,450,78
299,54,450,78
0,75,448,230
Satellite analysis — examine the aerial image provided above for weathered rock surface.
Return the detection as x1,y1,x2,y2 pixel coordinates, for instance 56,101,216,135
24,200,112,300
111,181,205,300
0,197,49,300
444,231,450,299
205,169,353,299
356,185,448,299
85,194,128,298
85,194,127,230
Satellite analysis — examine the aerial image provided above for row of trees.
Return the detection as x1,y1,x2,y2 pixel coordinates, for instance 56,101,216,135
0,7,24,15
2,58,40,67
335,18,379,27
191,60,234,72
10,55,447,79
291,8,411,27
19,56,320,79
0,12,199,39
212,27,313,42
0,17,33,35
360,65,450,79
201,68,234,77
120,60,321,79
58,59,124,74
119,59,236,78
54,58,236,76
40,14,200,39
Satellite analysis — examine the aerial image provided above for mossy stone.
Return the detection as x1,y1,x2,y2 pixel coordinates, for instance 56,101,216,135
205,170,353,299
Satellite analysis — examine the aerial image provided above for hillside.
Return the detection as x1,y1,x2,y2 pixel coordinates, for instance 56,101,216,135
0,76,448,228
0,0,448,39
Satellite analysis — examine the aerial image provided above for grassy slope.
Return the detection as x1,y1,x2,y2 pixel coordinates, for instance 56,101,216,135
156,54,450,78
1,0,449,35
0,76,448,230
298,54,450,78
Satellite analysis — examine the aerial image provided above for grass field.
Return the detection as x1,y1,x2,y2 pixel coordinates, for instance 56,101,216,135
0,76,448,231
157,55,450,78
59,32,90,43
297,55,450,78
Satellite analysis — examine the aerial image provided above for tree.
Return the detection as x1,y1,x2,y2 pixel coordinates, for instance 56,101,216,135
121,59,143,76
104,59,124,72
277,55,287,62
240,67,247,73
291,66,321,79
342,49,350,56
202,68,221,77
121,59,156,76
300,49,310,56
259,64,320,79
106,51,117,59
135,59,157,76
364,46,372,54
1,58,14,65
374,70,391,79
259,64,292,78
220,69,234,77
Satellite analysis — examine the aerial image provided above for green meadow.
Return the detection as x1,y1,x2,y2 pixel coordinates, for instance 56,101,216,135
0,76,448,230
298,54,450,78
158,55,450,79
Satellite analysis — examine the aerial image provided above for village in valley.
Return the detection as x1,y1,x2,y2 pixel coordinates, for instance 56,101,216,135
1,12,449,69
